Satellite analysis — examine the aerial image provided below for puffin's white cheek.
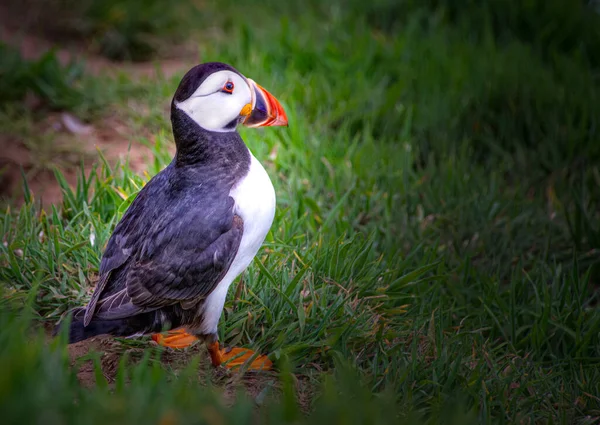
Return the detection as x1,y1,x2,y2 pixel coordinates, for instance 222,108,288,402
176,94,247,132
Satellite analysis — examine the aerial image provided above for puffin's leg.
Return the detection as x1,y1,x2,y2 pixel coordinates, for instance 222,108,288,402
205,334,272,371
152,330,272,370
151,328,199,348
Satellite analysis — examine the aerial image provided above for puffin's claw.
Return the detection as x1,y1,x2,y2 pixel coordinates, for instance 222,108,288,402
151,328,199,348
207,341,272,371
152,331,272,370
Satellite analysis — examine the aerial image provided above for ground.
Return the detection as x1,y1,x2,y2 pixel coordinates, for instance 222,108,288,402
1,1,600,424
1,24,183,206
62,333,288,405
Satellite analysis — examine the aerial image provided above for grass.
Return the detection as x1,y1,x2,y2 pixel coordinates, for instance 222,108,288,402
1,0,600,423
0,43,87,111
1,305,483,425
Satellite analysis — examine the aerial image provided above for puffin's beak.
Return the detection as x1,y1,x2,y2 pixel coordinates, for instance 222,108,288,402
242,79,288,127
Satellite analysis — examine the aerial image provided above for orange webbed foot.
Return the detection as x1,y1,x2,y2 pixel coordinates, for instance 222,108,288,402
151,328,199,349
207,341,272,371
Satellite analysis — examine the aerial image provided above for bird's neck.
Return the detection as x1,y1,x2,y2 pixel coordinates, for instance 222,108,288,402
171,108,249,170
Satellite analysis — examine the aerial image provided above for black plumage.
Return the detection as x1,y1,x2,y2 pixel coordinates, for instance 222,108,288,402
56,63,254,343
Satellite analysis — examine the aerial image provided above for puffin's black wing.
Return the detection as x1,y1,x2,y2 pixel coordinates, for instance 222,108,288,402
83,166,243,325
126,214,243,308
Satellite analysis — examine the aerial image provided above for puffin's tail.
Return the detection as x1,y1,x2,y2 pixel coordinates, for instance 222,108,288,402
53,308,157,343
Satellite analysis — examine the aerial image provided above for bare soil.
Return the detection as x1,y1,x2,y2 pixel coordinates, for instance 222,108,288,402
0,113,159,206
0,25,188,206
66,335,117,389
62,332,290,406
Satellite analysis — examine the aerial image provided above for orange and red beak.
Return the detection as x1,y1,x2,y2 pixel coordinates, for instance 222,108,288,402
242,79,288,127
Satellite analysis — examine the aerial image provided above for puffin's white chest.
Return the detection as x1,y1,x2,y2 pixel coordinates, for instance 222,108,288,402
229,153,276,267
197,151,275,334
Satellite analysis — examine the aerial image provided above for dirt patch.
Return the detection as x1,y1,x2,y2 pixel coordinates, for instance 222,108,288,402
0,111,169,206
66,335,116,388
1,20,190,207
61,332,287,405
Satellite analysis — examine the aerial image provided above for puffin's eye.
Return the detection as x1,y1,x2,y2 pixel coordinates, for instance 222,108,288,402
222,81,234,94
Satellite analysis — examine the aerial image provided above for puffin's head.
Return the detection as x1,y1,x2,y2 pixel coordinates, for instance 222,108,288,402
172,62,288,133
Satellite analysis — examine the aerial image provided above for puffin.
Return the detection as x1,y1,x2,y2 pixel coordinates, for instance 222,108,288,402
56,62,288,370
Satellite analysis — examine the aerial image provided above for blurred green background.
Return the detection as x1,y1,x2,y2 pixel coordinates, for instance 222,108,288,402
1,0,600,424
